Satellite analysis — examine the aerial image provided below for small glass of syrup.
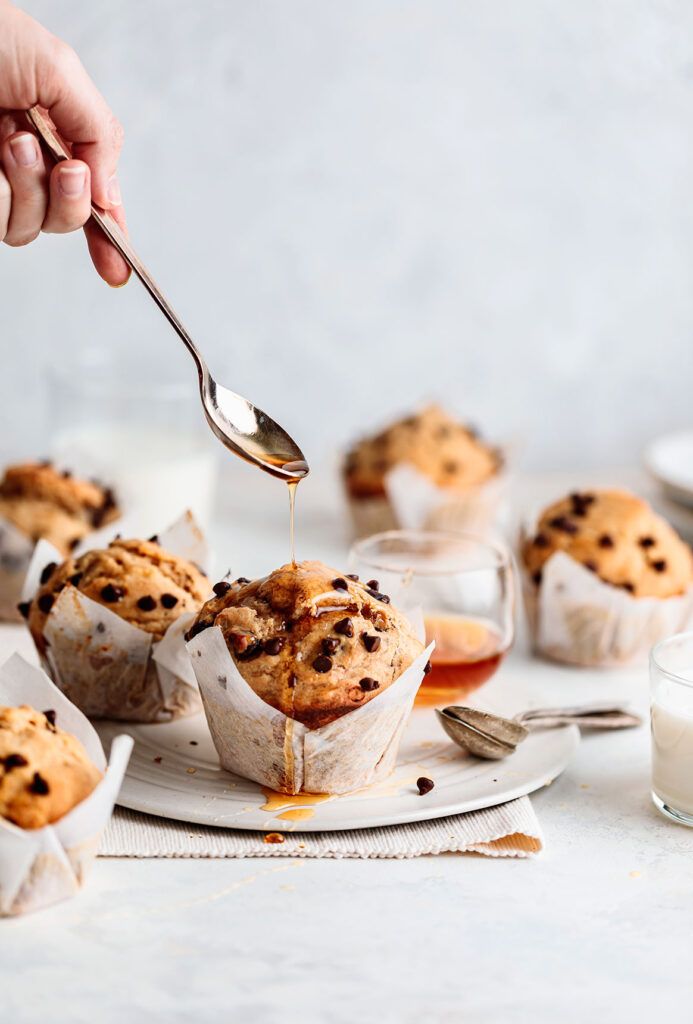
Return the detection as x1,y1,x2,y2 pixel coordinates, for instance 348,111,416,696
350,529,515,705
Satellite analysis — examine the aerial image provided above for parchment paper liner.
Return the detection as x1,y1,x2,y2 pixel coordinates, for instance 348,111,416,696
187,624,435,795
23,512,208,722
0,654,132,916
520,525,693,667
346,461,509,540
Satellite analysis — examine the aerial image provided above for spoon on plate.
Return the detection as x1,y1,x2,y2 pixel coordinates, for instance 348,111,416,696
437,702,642,760
26,106,309,483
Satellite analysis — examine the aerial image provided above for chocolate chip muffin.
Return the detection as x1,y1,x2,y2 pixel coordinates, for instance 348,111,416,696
26,536,210,653
186,560,425,729
523,490,693,599
344,405,501,500
0,461,119,557
0,705,101,830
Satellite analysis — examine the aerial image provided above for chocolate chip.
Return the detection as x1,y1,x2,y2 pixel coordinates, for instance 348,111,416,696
161,593,178,609
621,582,635,593
584,560,598,573
213,581,231,597
236,640,264,662
29,772,49,796
423,661,432,675
332,578,348,591
153,756,162,764
652,559,667,573
417,777,435,796
532,570,542,586
68,537,81,551
367,588,391,603
236,577,251,585
362,634,381,653
321,637,340,655
263,638,285,656
16,601,30,620
137,595,156,611
100,584,124,603
184,619,212,641
346,574,359,581
443,460,458,474
334,617,354,637
148,534,159,544
359,677,380,691
313,655,333,673
69,572,83,587
598,534,614,549
639,537,656,549
3,753,28,771
61,469,72,479
40,562,57,585
43,709,56,727
189,740,198,746
548,516,578,535
534,534,550,548
37,594,55,614
366,579,380,591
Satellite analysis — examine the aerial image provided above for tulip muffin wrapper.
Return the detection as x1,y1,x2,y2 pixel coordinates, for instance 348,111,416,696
519,529,693,667
187,624,435,795
0,654,132,917
22,512,208,722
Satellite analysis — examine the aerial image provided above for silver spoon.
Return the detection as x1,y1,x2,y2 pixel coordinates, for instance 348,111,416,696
437,702,642,760
26,106,309,483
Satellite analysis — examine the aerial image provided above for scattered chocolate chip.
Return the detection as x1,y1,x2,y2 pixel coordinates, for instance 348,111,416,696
569,492,595,517
148,534,159,544
43,709,56,727
366,579,380,591
313,655,333,673
263,638,285,656
3,753,28,771
583,560,598,573
367,588,391,603
359,677,379,692
321,637,340,655
332,578,348,591
417,777,435,796
189,740,198,746
362,633,381,653
16,601,30,620
652,559,667,572
61,469,72,479
184,619,212,641
423,660,432,675
96,622,106,634
137,595,157,612
621,582,635,593
69,572,82,587
68,537,81,551
534,533,550,548
237,640,264,662
100,583,124,603
532,570,543,586
598,534,614,549
29,772,49,796
161,593,178,609
334,617,354,637
37,594,55,614
39,562,57,585
346,574,359,581
213,581,231,597
236,577,251,585
443,460,458,474
548,515,578,535
639,537,656,549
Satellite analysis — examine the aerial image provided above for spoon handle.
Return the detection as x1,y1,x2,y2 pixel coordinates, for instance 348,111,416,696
25,106,204,373
517,704,642,730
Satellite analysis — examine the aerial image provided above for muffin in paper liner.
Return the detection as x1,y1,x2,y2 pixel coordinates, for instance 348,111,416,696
0,518,34,621
22,512,208,722
521,545,693,668
0,654,132,917
187,623,434,795
347,462,509,540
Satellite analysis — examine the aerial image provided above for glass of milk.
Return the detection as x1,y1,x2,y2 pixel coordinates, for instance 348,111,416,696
651,631,693,826
48,352,218,537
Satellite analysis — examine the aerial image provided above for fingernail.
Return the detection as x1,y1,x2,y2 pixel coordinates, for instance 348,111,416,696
9,133,39,168
58,166,87,197
107,176,122,206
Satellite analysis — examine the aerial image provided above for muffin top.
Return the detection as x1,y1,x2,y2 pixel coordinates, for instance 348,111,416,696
26,536,210,649
344,405,501,499
0,704,101,829
0,461,119,556
186,560,426,729
523,489,693,598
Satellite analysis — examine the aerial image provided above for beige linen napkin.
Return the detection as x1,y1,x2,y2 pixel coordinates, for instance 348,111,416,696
100,797,543,859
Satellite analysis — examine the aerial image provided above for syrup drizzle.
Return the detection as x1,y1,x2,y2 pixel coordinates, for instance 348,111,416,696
288,479,299,567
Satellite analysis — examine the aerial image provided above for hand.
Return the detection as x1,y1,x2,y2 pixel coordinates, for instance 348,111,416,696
0,2,129,285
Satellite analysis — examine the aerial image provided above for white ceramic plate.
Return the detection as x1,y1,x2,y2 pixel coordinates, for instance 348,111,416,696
645,431,693,510
96,709,579,833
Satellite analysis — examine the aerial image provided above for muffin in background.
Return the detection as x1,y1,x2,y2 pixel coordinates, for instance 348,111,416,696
343,405,504,538
0,461,119,622
521,489,693,667
25,535,210,721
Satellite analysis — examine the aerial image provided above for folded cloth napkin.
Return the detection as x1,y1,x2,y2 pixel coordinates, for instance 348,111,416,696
100,797,543,859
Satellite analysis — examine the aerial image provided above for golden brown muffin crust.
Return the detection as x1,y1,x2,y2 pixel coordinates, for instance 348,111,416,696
344,405,501,499
523,489,693,598
27,537,210,649
0,705,101,829
186,560,425,728
0,461,119,556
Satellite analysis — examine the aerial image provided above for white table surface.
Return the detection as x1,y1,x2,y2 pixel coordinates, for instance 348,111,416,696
3,466,693,1024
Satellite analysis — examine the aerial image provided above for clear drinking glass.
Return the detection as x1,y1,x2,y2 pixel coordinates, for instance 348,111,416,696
650,631,693,826
350,529,515,706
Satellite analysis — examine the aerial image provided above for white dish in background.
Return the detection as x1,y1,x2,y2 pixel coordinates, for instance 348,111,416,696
95,709,579,833
645,431,693,510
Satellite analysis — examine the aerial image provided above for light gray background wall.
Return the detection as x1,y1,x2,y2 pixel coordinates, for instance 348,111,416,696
1,0,692,469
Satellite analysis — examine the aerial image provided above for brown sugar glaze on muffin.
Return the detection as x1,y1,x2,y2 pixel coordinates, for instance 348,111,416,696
523,489,693,598
27,536,210,653
0,461,119,556
0,705,101,830
186,560,425,729
344,405,501,500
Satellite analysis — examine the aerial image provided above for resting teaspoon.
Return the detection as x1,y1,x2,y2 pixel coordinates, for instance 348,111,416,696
26,106,309,483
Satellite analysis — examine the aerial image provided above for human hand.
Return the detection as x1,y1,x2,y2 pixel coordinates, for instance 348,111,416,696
0,2,129,285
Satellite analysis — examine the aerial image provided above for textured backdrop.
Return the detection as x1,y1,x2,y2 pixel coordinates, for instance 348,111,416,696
1,0,692,471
